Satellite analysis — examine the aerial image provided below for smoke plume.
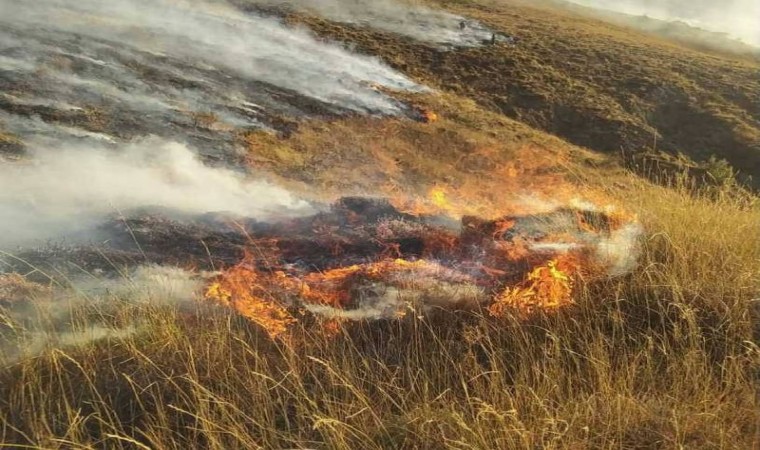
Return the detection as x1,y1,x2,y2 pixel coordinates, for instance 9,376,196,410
243,0,493,46
0,0,422,137
0,0,431,251
0,138,313,249
1,0,423,107
0,265,205,364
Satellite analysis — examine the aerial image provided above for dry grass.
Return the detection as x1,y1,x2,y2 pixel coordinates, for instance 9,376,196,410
0,130,23,159
286,0,760,187
3,27,758,450
239,91,610,217
1,178,758,449
2,1,760,448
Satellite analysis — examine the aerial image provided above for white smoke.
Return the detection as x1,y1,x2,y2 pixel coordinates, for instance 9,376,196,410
593,222,644,276
525,223,643,277
0,0,422,115
509,196,643,277
0,0,426,245
245,0,494,46
0,137,313,248
304,280,485,320
0,111,118,144
0,265,205,364
566,0,760,47
9,326,138,363
83,265,208,304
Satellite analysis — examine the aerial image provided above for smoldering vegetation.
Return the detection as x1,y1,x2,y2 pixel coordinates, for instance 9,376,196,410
0,193,642,361
239,0,494,47
1,0,637,361
0,0,434,252
2,196,641,282
0,0,423,157
2,196,642,337
0,138,315,249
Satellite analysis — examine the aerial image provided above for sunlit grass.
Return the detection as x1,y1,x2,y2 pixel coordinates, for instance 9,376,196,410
2,0,759,446
1,180,758,449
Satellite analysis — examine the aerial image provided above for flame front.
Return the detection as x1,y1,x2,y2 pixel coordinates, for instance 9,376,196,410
202,194,639,340
204,258,456,337
488,255,578,317
205,264,296,339
205,254,579,338
302,259,462,308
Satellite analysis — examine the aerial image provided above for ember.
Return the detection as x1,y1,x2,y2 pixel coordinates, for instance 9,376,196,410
421,109,439,123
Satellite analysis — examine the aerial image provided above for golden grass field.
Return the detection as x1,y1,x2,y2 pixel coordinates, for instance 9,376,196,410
1,0,760,448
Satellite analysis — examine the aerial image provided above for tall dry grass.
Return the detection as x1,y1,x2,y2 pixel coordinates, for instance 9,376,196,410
1,180,759,449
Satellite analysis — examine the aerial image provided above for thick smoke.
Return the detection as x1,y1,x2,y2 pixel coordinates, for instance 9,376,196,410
567,0,760,47
3,0,422,108
245,0,493,46
0,138,313,248
0,0,432,248
0,0,423,149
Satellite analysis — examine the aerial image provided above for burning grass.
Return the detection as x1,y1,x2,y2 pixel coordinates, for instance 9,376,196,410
0,180,758,449
204,264,296,338
488,255,577,317
196,192,637,339
1,65,753,450
0,1,759,446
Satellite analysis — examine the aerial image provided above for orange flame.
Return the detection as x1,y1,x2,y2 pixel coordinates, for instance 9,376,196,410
204,255,457,336
420,109,438,123
391,186,470,217
322,319,343,338
202,183,637,339
301,258,451,307
430,187,448,208
489,255,578,317
205,265,296,338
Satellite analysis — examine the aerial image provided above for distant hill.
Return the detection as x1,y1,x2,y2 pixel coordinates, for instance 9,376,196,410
557,0,760,50
553,0,760,58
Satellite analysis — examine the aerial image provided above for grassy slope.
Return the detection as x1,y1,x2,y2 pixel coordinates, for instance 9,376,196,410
284,0,760,186
239,92,608,213
546,0,760,59
2,1,760,449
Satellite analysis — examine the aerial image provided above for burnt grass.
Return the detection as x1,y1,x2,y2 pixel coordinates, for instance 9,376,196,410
1,2,759,448
3,197,611,292
0,24,416,164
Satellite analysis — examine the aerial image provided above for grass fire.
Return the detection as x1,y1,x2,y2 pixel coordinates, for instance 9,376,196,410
202,196,636,339
1,0,759,448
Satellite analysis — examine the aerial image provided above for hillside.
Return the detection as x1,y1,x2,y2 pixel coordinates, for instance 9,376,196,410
1,0,759,448
270,0,760,187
